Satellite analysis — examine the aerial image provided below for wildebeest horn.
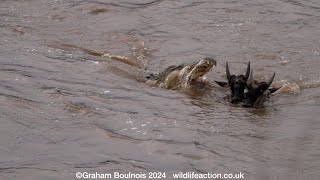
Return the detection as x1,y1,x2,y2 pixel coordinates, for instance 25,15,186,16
226,62,231,81
266,73,275,88
244,61,250,81
247,69,253,85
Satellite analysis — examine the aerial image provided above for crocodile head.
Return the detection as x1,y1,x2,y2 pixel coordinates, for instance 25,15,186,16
147,57,216,90
183,57,217,84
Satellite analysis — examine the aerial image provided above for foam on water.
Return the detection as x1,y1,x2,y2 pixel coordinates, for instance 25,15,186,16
301,79,320,89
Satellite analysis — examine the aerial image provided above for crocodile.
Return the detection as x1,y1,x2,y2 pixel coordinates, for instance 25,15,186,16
55,44,216,91
145,57,217,90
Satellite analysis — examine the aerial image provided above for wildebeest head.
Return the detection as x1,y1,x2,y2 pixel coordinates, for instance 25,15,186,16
216,61,250,104
226,62,251,103
243,71,275,108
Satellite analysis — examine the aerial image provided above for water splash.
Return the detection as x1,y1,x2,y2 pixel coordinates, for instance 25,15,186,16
272,80,301,94
301,79,320,89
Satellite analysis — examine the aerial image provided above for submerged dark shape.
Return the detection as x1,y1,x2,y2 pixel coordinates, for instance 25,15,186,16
215,61,250,104
243,71,276,108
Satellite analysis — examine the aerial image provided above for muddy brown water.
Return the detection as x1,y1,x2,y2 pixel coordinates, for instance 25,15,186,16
1,0,320,179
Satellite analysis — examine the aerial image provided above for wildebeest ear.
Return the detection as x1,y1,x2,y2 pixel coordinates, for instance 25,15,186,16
215,80,228,87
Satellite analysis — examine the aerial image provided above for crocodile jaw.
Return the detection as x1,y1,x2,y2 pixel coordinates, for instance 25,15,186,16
183,59,216,87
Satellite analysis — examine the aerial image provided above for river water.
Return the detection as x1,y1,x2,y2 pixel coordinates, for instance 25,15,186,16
1,0,320,179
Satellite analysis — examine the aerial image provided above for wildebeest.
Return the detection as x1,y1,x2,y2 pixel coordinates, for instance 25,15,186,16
242,70,277,108
215,61,250,104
